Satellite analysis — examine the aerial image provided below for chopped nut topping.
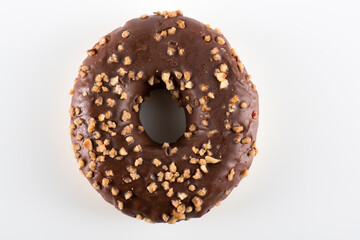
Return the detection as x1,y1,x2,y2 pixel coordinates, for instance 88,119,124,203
122,30,130,38
192,196,203,212
153,158,162,167
169,162,177,173
109,76,119,86
200,165,208,173
234,136,241,144
119,147,128,156
87,49,96,56
121,110,131,122
168,27,176,35
160,30,167,37
220,79,229,89
167,47,176,56
184,81,193,89
230,95,240,103
227,169,235,181
203,35,211,42
78,159,85,167
197,188,207,196
205,156,221,164
232,125,244,133
153,33,162,42
124,56,132,65
147,182,158,193
102,178,110,187
125,136,134,143
183,71,191,81
210,47,219,55
138,125,144,132
74,118,83,126
162,181,170,190
193,168,202,179
162,214,170,222
171,199,181,208
237,62,244,73
215,72,227,82
76,133,83,141
83,139,93,151
179,48,185,56
177,20,185,29
216,37,225,45
86,171,93,178
117,200,124,209
133,144,142,152
105,170,114,176
201,119,209,127
111,187,119,196
240,102,247,109
161,72,169,81
214,28,222,34
220,63,228,73
99,36,109,45
124,191,133,200
117,67,127,76
120,92,127,99
189,124,196,132
188,184,196,191
140,14,148,19
92,182,100,190
241,169,249,178
177,204,186,214
184,132,192,138
117,43,124,52
89,161,96,170
200,84,209,92
248,149,256,157
241,137,252,144
186,104,193,114
108,53,118,63
134,157,143,166
157,172,164,182
167,188,174,197
213,54,221,61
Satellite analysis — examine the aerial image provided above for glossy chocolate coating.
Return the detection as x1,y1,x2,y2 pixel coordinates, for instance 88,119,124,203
70,12,259,223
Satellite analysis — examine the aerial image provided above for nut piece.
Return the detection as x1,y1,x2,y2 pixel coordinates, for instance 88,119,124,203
119,147,128,156
117,200,124,210
124,56,132,65
177,20,186,29
178,192,188,200
216,36,225,45
122,30,130,38
220,79,229,89
152,158,162,167
121,110,131,121
240,169,249,178
227,168,235,181
147,182,158,193
111,187,119,196
83,139,93,151
191,196,203,212
168,27,176,35
124,191,133,200
203,35,211,42
205,156,221,164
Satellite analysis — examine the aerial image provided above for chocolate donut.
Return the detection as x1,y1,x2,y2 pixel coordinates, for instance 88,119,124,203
69,10,259,223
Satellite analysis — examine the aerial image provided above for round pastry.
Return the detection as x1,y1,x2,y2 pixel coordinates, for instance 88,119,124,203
69,10,259,223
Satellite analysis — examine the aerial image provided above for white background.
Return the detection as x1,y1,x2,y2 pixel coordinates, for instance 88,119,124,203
1,0,360,239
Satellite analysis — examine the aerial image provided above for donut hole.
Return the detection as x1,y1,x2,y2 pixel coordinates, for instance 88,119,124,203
139,88,186,144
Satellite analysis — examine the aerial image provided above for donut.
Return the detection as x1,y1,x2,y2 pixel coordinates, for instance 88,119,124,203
69,10,259,223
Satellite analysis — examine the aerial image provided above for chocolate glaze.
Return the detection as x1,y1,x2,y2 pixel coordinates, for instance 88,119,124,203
70,12,259,223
